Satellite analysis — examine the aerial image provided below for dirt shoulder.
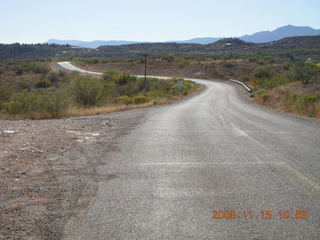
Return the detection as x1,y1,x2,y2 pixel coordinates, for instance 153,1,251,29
0,108,148,239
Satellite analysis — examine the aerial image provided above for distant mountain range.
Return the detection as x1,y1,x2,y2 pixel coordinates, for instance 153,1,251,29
46,25,320,48
2,35,320,61
239,25,320,43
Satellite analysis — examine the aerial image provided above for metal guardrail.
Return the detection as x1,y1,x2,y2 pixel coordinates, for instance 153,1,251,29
229,79,253,93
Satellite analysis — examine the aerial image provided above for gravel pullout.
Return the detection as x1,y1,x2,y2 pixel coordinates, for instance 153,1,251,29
0,108,148,239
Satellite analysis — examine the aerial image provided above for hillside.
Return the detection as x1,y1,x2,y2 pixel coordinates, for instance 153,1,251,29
240,25,320,43
1,36,320,62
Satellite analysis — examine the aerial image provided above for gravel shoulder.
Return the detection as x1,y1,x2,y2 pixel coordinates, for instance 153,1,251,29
0,108,148,239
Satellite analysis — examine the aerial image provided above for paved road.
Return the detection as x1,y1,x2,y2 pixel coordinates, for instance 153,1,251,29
57,61,103,76
60,63,320,239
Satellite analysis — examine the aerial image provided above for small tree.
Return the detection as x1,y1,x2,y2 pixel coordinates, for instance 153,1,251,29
68,74,104,107
293,63,319,86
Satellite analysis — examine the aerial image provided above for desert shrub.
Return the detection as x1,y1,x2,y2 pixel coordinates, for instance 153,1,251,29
0,84,12,109
175,58,190,68
283,92,298,112
0,84,12,103
68,74,104,107
115,72,136,86
18,81,30,90
133,95,148,104
100,80,118,104
303,95,317,104
262,72,293,89
300,95,317,117
110,72,139,96
3,93,67,118
84,58,101,64
263,56,275,64
44,96,68,117
104,70,137,86
283,93,318,117
248,57,258,63
48,72,60,83
222,61,234,69
292,63,319,85
282,63,291,71
241,74,251,82
115,96,133,105
255,89,270,104
92,58,100,64
162,53,175,63
137,78,150,92
252,67,273,79
23,62,49,74
148,90,168,99
15,68,23,75
261,93,269,103
104,69,119,76
35,79,52,88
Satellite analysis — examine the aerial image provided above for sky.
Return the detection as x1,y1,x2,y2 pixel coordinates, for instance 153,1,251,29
0,0,319,43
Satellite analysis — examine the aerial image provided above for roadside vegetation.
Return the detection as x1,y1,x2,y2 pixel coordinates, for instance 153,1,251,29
247,62,320,117
75,55,320,118
1,55,320,119
0,60,200,119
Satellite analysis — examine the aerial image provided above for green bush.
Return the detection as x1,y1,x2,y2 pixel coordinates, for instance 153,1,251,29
3,93,67,118
248,57,258,63
252,67,273,79
115,95,133,105
44,96,68,117
133,95,148,104
161,54,175,63
0,84,12,103
301,96,317,117
292,63,319,85
48,72,61,83
84,58,101,64
263,56,275,64
115,72,136,86
23,62,49,74
68,74,104,107
303,95,317,105
175,58,190,68
15,68,23,75
283,93,318,117
18,81,30,90
261,93,269,103
222,61,234,69
35,79,52,88
0,84,12,109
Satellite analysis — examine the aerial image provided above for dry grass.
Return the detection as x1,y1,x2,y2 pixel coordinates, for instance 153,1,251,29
0,99,172,120
255,81,320,118
65,96,183,117
66,103,155,117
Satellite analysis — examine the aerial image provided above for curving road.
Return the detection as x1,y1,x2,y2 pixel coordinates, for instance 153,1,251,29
59,62,320,240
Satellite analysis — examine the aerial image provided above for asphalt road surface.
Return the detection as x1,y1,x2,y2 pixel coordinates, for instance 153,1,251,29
59,63,320,240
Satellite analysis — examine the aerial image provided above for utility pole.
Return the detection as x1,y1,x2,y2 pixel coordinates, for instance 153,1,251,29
144,54,147,80
129,51,147,79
